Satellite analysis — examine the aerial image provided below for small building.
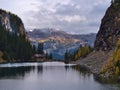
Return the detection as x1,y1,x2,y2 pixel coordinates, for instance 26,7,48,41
34,54,45,62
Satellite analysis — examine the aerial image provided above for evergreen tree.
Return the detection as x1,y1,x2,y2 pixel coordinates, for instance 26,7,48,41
0,24,35,61
114,0,120,3
49,53,53,59
45,52,48,59
37,43,44,54
64,50,69,64
71,45,92,61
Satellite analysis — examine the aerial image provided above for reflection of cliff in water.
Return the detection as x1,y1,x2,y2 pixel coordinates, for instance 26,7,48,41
0,66,43,79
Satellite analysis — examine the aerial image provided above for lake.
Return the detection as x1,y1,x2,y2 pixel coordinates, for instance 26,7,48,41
0,62,119,90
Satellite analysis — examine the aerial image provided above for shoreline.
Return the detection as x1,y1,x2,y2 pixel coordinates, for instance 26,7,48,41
0,57,117,83
71,50,120,83
72,50,114,73
0,60,66,64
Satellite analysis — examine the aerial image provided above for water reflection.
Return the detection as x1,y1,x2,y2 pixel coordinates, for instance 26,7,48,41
0,62,119,90
0,66,43,79
0,64,91,79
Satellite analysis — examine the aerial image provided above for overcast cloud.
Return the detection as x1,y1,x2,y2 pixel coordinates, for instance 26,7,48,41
0,0,110,34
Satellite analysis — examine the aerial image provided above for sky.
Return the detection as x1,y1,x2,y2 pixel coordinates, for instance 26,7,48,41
0,0,111,34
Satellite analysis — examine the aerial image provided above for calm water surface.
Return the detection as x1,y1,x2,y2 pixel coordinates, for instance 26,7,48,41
0,62,119,90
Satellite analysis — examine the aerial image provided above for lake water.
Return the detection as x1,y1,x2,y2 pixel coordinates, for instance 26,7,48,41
0,62,120,90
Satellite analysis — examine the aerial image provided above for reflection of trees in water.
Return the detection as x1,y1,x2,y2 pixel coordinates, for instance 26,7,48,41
65,66,70,71
37,66,43,75
67,65,91,79
0,66,33,78
0,65,43,79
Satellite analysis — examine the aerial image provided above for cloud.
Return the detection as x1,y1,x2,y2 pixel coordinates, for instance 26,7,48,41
59,15,86,23
0,0,111,34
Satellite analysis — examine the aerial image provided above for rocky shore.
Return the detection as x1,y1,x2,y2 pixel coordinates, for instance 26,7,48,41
72,50,114,75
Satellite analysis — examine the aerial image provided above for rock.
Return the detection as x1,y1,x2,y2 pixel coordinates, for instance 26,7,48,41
94,2,120,51
0,9,27,39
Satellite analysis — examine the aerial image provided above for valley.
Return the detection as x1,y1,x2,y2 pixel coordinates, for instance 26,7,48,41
0,0,120,89
28,28,96,60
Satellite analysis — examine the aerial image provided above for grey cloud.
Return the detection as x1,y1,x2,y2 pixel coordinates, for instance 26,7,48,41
0,0,111,34
11,0,110,34
55,4,80,15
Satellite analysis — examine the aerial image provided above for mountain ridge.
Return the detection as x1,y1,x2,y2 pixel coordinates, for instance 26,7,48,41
28,28,96,47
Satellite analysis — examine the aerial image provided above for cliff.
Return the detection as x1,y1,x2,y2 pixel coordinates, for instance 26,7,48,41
74,1,120,83
0,9,35,62
0,9,27,39
94,1,120,51
93,1,120,82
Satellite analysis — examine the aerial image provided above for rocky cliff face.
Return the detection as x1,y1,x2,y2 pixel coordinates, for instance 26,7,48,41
0,9,34,61
0,9,27,39
94,2,120,51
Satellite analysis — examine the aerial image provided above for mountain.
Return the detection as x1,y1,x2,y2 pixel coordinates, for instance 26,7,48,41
93,1,120,81
0,9,27,38
28,28,83,60
28,28,96,60
73,1,120,82
72,33,96,47
0,9,34,62
28,28,96,47
28,28,70,39
94,1,120,51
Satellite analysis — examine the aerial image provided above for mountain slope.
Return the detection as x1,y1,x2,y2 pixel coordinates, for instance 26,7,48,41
0,9,34,62
94,1,120,51
72,33,96,47
28,28,70,39
28,28,96,47
96,1,120,81
0,9,27,38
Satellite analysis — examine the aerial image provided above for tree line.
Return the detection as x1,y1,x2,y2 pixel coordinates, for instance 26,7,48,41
36,42,53,60
64,45,93,63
